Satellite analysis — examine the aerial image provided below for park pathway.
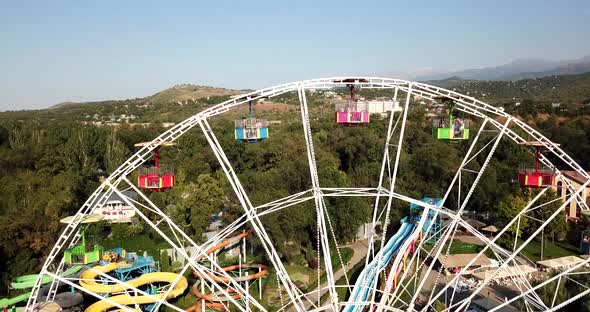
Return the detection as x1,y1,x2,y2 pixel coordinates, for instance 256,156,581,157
288,239,369,311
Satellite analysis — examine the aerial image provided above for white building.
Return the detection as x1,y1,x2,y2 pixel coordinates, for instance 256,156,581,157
554,171,590,221
355,221,382,240
95,191,138,223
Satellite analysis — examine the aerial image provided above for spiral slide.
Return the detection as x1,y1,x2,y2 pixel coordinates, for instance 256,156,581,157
186,231,268,312
80,262,188,312
186,264,269,312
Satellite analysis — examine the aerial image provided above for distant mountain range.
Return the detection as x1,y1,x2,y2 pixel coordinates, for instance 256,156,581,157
46,55,590,110
410,54,590,81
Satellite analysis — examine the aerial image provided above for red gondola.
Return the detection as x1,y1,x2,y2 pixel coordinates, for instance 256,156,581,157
517,141,558,188
135,141,176,191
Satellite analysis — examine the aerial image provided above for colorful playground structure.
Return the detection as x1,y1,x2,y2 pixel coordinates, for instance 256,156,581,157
4,225,268,312
3,214,187,312
60,215,105,265
80,255,185,312
2,247,180,312
77,248,187,312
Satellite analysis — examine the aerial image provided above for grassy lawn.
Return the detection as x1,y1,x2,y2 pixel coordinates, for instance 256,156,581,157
448,240,482,254
422,239,483,255
516,239,581,262
243,246,354,310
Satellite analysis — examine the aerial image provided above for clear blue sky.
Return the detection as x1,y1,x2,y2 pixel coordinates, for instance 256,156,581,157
1,0,589,110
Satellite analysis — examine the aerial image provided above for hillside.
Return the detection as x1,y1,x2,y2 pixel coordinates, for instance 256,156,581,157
49,85,244,110
3,72,589,128
148,84,244,104
427,71,590,104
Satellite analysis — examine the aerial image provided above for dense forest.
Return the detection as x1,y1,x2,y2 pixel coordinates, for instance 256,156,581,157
1,75,590,301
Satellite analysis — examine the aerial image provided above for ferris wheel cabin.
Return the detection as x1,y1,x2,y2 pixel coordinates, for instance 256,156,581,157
235,100,269,143
517,141,558,188
334,79,370,127
135,141,176,191
235,118,269,142
432,118,470,140
432,97,470,140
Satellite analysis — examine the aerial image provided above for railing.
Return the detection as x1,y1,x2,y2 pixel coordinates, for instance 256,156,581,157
244,128,260,139
432,118,470,129
234,118,269,129
334,102,369,112
139,165,174,176
517,167,555,176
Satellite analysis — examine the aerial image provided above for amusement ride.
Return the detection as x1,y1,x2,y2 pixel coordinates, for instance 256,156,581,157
234,99,269,143
11,77,590,312
135,141,176,191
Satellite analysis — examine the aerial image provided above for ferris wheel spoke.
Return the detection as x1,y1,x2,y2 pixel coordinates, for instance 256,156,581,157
425,188,550,309
406,84,590,216
297,85,339,308
198,117,306,312
488,259,590,312
109,181,265,312
392,118,490,310
397,117,509,309
366,86,401,271
28,78,590,312
453,179,590,311
458,105,589,213
456,118,510,213
362,84,414,309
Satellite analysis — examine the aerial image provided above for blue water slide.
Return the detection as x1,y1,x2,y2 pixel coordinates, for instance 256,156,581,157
411,197,443,242
344,221,416,312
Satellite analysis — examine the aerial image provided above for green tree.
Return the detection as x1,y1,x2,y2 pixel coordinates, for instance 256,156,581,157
166,174,224,241
534,190,568,243
105,129,129,173
497,194,528,240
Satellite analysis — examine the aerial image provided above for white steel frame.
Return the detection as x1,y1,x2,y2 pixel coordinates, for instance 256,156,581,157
25,77,590,312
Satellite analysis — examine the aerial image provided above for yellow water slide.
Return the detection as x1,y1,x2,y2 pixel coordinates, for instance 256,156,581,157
80,262,188,312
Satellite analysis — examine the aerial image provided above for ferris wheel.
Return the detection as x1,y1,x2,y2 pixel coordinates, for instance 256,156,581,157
25,78,590,312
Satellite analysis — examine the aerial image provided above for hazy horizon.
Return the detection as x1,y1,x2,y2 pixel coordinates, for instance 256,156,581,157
1,0,590,111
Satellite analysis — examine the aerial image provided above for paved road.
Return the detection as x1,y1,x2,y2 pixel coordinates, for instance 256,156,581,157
288,239,370,311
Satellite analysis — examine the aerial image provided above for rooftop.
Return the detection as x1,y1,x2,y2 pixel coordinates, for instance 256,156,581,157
561,170,590,185
537,255,585,269
439,253,491,269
